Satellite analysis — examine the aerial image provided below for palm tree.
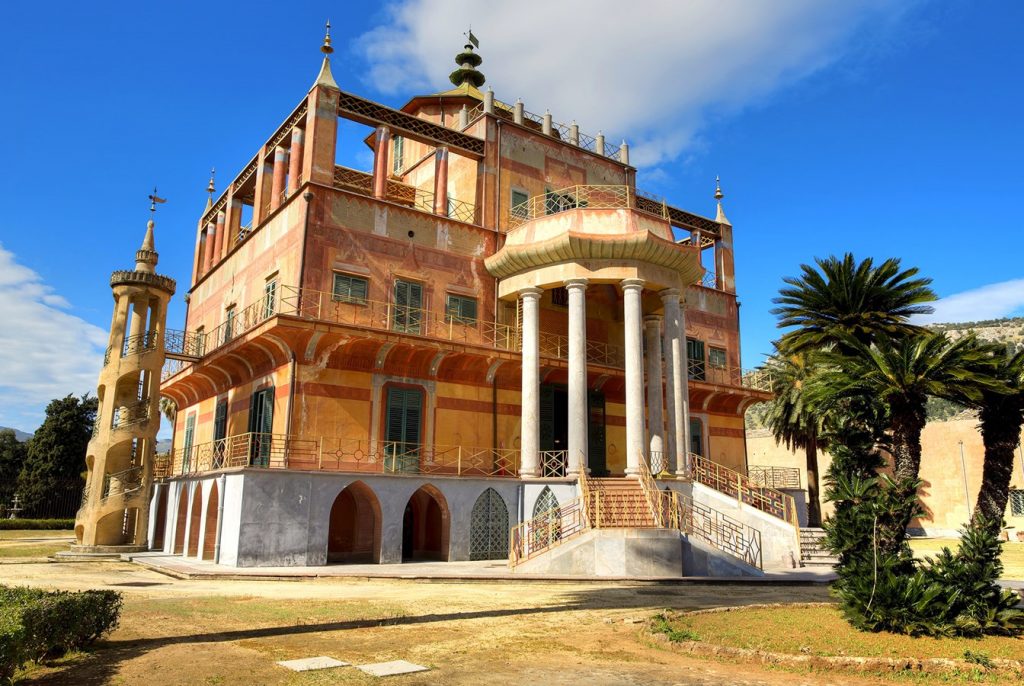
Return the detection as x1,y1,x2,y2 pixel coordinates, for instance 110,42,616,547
972,346,1024,530
763,349,825,526
813,332,994,483
772,253,936,355
159,396,177,423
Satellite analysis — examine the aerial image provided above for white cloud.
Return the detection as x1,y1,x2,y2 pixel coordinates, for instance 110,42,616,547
914,279,1024,325
357,0,914,167
0,243,107,432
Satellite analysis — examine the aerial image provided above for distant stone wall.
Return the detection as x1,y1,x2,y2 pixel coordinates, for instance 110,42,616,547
746,417,1024,537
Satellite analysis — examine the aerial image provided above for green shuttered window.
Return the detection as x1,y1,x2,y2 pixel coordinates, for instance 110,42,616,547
332,273,369,304
445,294,478,325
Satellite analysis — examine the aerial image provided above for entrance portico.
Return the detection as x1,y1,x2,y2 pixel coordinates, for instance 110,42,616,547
484,194,703,480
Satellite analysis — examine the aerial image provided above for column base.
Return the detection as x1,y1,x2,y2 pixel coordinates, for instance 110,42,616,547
519,470,542,479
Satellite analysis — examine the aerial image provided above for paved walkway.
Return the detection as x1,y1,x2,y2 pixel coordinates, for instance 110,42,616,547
128,552,838,583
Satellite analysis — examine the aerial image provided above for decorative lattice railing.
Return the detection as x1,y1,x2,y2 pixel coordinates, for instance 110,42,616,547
747,465,802,490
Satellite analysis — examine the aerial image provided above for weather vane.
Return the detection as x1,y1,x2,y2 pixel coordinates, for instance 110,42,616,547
464,26,479,49
149,187,167,214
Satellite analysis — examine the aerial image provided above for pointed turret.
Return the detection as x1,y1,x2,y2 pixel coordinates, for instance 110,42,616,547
205,168,215,211
313,20,339,90
714,176,730,225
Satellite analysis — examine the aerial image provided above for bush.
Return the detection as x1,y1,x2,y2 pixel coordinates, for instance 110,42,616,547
0,520,75,531
0,586,121,683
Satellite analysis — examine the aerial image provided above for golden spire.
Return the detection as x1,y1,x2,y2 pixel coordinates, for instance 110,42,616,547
138,188,165,272
321,19,333,55
313,19,339,90
714,175,723,201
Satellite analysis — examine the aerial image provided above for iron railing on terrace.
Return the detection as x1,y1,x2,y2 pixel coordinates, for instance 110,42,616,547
160,285,773,395
169,432,525,478
747,465,801,490
508,184,668,230
465,98,625,164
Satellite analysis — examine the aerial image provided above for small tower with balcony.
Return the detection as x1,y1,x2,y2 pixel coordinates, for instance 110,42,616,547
74,197,176,550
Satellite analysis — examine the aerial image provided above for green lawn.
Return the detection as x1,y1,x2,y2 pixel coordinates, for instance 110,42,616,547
660,605,1024,661
0,529,74,540
0,541,68,558
910,538,1024,580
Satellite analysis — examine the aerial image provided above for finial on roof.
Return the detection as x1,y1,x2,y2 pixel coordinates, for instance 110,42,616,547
313,19,339,90
321,19,333,55
138,188,165,272
714,176,730,224
206,168,215,209
449,30,485,88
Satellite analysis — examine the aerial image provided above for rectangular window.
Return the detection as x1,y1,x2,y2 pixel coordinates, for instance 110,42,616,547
709,347,727,369
544,188,580,215
1010,490,1024,516
262,277,278,319
223,306,236,345
689,418,704,457
550,287,569,307
384,386,423,472
687,338,706,381
332,273,369,305
510,189,529,221
195,326,206,357
393,279,423,334
393,136,404,174
247,387,274,466
445,293,478,326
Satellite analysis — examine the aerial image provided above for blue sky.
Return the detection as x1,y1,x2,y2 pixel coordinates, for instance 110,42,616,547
1,1,1022,432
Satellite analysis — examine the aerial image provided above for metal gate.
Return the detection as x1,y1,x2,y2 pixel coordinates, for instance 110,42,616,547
469,488,509,560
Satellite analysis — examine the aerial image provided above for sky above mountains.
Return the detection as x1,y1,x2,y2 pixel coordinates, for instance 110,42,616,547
1,0,1021,432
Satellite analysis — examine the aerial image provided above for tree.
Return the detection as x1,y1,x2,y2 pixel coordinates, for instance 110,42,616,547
772,253,936,355
972,346,1024,530
0,429,28,512
16,394,97,518
763,349,825,526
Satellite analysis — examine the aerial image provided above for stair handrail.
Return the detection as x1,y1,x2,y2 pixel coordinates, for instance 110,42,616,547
575,453,599,528
635,453,666,527
690,453,800,530
508,496,588,567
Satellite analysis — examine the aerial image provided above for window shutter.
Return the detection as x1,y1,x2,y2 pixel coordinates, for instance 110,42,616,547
214,400,228,441
538,385,555,451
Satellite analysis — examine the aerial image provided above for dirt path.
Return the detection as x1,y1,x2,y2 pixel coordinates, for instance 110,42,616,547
2,560,892,685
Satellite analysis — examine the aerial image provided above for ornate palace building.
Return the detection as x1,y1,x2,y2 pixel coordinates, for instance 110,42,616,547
129,30,804,574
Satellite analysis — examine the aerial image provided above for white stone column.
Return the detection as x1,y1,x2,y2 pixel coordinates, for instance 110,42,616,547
679,301,693,475
644,315,664,473
519,288,543,478
566,278,589,474
660,289,685,475
621,279,645,477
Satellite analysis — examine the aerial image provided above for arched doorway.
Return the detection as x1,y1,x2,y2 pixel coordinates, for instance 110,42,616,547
186,486,202,557
202,482,219,560
402,485,449,561
470,488,509,560
151,486,168,551
327,481,382,563
173,487,189,554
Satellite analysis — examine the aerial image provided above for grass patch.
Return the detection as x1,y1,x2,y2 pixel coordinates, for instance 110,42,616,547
650,613,699,643
0,519,75,531
660,606,1024,661
0,530,73,541
0,542,67,559
909,538,1024,580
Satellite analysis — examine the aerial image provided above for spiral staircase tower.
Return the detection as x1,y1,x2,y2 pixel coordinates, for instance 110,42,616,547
73,215,175,550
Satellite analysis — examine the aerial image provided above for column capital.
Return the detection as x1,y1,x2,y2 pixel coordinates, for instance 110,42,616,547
620,278,645,292
564,278,589,290
274,145,288,157
658,287,680,301
290,127,305,142
518,287,543,300
216,210,226,221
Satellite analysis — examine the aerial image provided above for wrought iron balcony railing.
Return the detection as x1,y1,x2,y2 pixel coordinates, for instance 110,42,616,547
332,165,476,224
168,432,522,479
111,400,151,429
508,184,667,229
101,465,144,502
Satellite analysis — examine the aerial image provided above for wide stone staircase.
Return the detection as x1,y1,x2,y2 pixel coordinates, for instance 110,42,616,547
799,527,838,567
585,478,657,527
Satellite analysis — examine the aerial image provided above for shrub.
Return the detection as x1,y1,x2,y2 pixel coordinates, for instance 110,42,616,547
650,613,700,643
0,519,75,531
0,586,121,683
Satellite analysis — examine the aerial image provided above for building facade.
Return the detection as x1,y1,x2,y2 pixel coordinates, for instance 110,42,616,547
149,34,790,572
